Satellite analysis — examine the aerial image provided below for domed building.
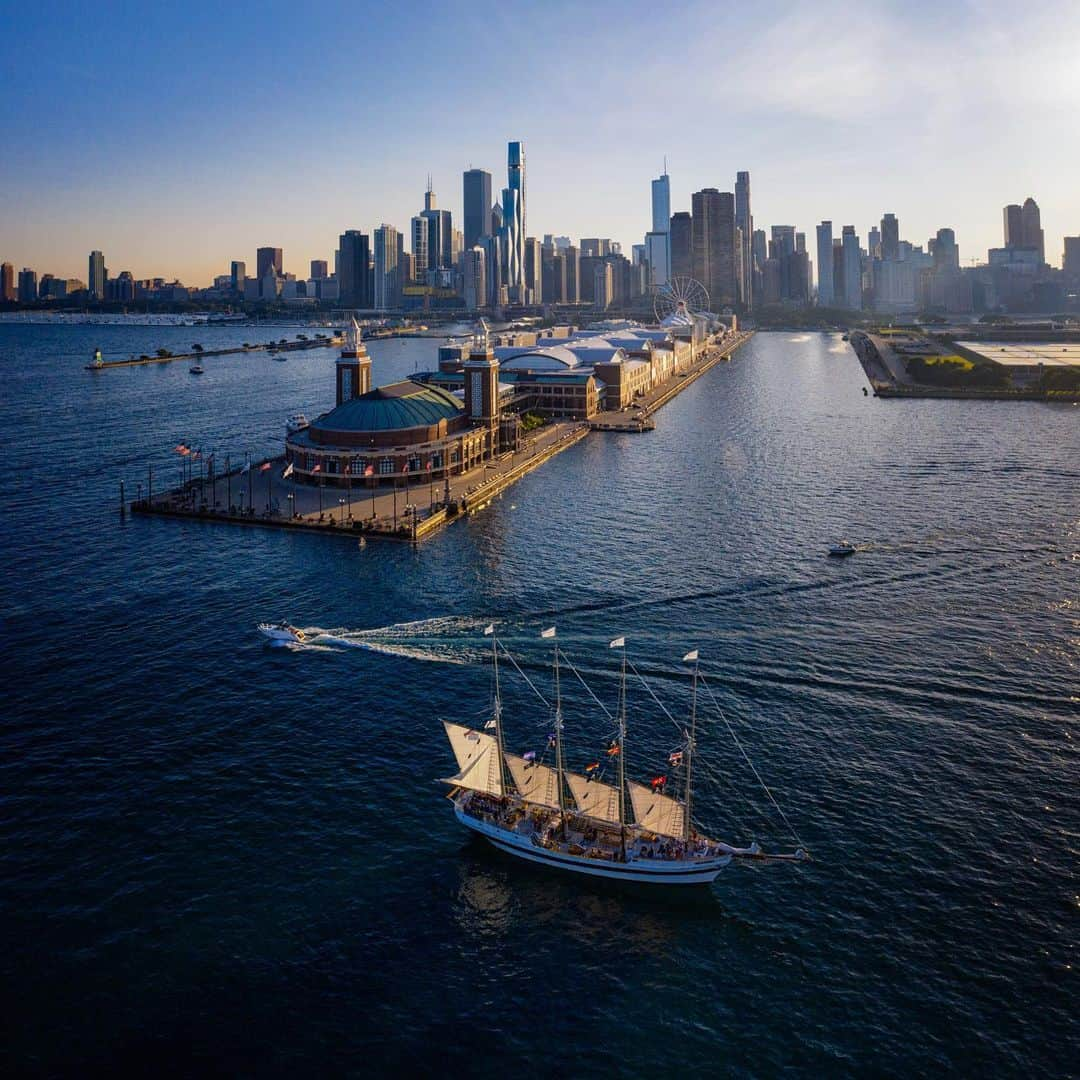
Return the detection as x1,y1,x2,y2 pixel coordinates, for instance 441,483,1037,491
284,325,502,486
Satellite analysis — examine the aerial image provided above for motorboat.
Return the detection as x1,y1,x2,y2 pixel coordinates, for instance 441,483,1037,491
189,364,205,375
286,413,309,434
257,622,306,644
828,541,857,558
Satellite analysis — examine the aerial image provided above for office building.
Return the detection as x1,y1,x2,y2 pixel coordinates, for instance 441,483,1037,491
1,262,15,301
1003,204,1023,248
373,225,400,310
645,231,670,287
464,246,486,310
18,268,37,302
651,168,670,234
310,260,328,280
670,212,692,278
411,215,429,282
691,188,737,308
257,247,283,278
816,221,834,305
1064,236,1080,279
463,169,492,252
524,236,542,304
881,214,899,260
1020,198,1044,263
841,226,862,309
88,250,106,300
931,228,960,273
231,260,246,294
500,141,526,301
735,171,752,308
337,230,372,308
564,245,580,303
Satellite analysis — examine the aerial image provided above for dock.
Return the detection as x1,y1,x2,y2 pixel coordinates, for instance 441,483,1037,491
130,330,754,543
86,334,344,370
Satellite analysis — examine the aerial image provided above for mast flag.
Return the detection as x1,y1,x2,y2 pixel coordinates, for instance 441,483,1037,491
609,636,625,648
541,627,556,638
483,624,494,635
683,649,699,662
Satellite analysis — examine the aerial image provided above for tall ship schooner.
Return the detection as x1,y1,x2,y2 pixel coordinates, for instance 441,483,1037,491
441,628,809,885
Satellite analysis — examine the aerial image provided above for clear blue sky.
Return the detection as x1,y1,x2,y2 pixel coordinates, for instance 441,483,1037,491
2,0,1078,283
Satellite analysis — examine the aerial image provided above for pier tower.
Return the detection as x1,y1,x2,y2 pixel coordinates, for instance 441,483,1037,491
463,319,500,456
337,318,372,404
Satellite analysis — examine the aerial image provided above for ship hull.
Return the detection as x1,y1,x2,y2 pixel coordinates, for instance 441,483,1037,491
455,805,730,885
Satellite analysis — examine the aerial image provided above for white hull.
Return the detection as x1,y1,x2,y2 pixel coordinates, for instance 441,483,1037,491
455,805,731,885
257,623,305,644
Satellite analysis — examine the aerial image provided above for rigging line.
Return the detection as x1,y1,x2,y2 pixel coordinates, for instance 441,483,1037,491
496,641,552,709
561,652,615,722
625,658,686,734
699,674,805,849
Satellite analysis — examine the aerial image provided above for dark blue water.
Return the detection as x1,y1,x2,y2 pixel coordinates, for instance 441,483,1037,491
3,323,1077,1076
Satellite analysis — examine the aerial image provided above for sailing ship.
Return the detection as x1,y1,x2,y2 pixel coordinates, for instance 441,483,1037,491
441,628,809,885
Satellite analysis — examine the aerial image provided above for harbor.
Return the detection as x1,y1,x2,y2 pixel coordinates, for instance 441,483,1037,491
130,328,754,543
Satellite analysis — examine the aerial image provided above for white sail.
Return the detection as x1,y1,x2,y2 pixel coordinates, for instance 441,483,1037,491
442,721,503,796
627,780,686,838
566,772,622,824
505,753,561,810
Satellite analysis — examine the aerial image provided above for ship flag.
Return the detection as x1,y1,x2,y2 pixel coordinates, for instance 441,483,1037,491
259,461,271,472
609,636,625,648
483,624,494,635
282,463,294,478
682,649,699,662
541,627,556,639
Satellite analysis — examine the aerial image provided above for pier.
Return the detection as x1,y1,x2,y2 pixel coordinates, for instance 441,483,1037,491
130,330,755,543
86,333,344,370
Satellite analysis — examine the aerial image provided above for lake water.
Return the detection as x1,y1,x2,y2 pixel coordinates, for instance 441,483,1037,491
2,323,1077,1076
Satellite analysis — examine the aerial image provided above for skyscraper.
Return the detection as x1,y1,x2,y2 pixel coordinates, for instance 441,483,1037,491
648,167,671,288
463,246,486,310
1003,204,1023,247
1,262,15,301
691,188,737,308
524,237,542,303
1064,236,1080,279
309,260,328,280
337,230,372,308
670,212,692,278
1020,197,1044,263
881,214,899,260
418,181,452,272
257,247,282,278
735,171,752,308
816,221,834,306
463,169,492,252
88,250,106,300
18,268,38,302
411,214,429,281
931,228,959,273
651,169,670,234
231,260,246,293
373,225,400,310
841,226,862,310
500,141,526,301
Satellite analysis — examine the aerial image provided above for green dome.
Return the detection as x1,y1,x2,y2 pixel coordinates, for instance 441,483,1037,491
313,380,464,435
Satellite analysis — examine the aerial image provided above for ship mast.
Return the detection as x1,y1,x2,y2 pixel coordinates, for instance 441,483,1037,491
610,636,627,859
683,649,699,842
486,624,507,797
554,635,567,833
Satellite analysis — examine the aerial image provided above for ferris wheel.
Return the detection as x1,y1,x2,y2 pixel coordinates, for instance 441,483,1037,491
653,276,711,323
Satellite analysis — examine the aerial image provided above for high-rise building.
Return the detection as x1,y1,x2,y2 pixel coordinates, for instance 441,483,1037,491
310,260,328,280
257,247,282,278
1,262,15,301
651,168,671,234
524,236,542,304
373,225,400,311
841,226,862,310
418,181,452,272
645,231,670,287
337,230,372,308
816,222,834,306
931,228,960,273
88,250,107,300
18,268,37,302
1003,204,1023,247
881,214,899,260
670,212,692,278
463,169,492,252
411,214,429,282
735,171,753,308
564,245,580,304
769,226,796,300
691,188,737,308
500,141,526,301
479,235,502,307
1064,236,1080,279
1020,197,1044,263
231,260,246,294
463,246,486,310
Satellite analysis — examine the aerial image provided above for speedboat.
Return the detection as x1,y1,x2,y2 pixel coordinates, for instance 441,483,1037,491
828,541,857,558
189,364,205,375
258,622,306,644
286,413,309,434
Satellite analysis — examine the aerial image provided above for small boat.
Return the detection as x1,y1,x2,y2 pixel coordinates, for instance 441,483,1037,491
257,622,306,644
442,630,809,885
828,541,857,558
189,364,205,375
272,354,288,362
286,413,309,434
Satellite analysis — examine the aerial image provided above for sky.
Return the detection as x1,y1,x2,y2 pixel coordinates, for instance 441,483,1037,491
2,0,1079,285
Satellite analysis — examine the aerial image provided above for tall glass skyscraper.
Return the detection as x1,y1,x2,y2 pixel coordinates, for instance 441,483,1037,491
463,169,492,252
651,170,670,234
373,224,400,310
816,221,834,306
735,171,752,308
501,142,525,301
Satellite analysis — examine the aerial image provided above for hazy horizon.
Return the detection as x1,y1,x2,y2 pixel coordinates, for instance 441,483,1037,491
3,0,1078,284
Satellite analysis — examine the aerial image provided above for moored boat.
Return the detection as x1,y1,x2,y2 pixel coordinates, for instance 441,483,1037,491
441,629,808,885
286,413,309,434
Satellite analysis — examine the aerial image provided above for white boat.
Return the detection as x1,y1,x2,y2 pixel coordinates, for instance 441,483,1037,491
441,630,809,886
257,622,306,644
189,364,205,375
286,413,309,434
828,541,857,558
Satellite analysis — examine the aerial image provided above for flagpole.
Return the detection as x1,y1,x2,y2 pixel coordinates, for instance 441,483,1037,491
491,629,506,797
266,461,271,515
226,454,231,512
685,652,698,842
618,639,627,860
554,635,566,835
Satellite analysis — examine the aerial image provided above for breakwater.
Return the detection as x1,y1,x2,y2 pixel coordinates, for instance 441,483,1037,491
86,333,344,370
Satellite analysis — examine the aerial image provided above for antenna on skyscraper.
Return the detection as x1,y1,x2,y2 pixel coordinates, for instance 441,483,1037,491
663,155,668,176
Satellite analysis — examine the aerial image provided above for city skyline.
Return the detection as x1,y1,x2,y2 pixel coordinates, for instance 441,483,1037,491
2,1,1079,283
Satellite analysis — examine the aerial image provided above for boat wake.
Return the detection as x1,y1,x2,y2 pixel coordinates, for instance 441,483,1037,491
291,615,489,664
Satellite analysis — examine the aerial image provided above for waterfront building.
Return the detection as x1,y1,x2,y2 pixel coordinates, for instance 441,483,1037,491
816,221,834,305
1,262,14,301
88,250,106,301
691,188,737,309
841,226,862,310
645,231,670,288
463,246,486,310
735,171,752,308
463,168,492,252
18,268,38,302
310,260,328,280
257,247,282,278
670,212,692,278
373,225,400,311
231,260,246,294
338,230,373,308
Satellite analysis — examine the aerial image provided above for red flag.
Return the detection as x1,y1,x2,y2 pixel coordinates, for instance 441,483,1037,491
259,461,271,472
606,744,620,757
311,464,322,474
344,464,351,475
364,465,374,477
426,460,433,471
402,461,410,474
651,775,667,791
